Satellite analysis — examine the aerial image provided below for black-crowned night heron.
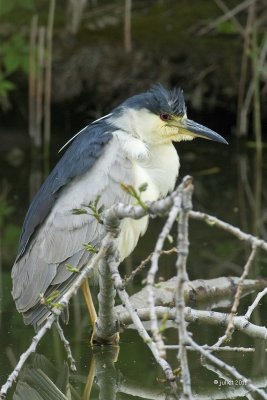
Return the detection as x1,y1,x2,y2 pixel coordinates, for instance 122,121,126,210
12,84,227,330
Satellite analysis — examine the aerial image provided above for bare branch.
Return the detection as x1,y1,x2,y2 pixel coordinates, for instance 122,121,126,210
117,306,267,341
245,287,267,320
55,319,76,371
189,210,267,251
147,190,182,358
125,247,177,285
115,276,267,317
175,177,193,399
165,345,264,352
225,244,258,339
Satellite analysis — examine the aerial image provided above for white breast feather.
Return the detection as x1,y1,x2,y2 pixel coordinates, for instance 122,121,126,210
116,132,180,260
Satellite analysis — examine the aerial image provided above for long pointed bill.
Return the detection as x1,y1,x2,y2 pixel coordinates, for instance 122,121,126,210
179,118,228,144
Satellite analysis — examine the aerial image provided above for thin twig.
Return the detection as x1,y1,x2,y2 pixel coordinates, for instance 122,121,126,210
245,287,267,320
147,193,182,358
164,345,263,352
225,244,258,339
214,0,245,35
125,248,177,285
189,210,267,251
55,319,76,371
213,334,228,348
198,0,256,36
125,253,153,284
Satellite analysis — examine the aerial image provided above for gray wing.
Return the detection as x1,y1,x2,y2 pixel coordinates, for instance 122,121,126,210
12,135,132,328
17,123,112,260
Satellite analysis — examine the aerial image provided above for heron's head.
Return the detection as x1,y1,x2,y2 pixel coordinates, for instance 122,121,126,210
112,84,228,146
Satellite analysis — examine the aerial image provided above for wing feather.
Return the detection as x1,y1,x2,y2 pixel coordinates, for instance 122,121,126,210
17,122,112,260
12,132,133,327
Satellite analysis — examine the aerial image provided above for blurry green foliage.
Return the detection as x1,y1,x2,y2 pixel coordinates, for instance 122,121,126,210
246,141,267,149
1,33,29,74
0,0,34,104
0,196,14,228
216,20,237,34
213,238,240,259
0,32,29,102
0,0,35,15
2,224,20,248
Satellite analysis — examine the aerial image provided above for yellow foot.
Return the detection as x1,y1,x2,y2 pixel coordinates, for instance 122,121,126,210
90,325,120,346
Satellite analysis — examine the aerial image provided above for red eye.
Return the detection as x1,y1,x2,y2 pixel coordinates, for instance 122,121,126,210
160,113,172,121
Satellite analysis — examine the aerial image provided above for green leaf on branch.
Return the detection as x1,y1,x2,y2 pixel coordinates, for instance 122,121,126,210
65,264,80,273
121,182,148,210
83,243,98,253
139,182,148,193
72,208,88,215
44,291,59,304
86,195,104,224
40,290,61,307
40,290,64,310
72,196,104,223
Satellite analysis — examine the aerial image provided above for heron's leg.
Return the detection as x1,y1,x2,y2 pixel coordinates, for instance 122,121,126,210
81,279,97,325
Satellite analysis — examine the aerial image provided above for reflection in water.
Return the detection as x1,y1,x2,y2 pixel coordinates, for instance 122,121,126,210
13,354,71,400
12,347,267,400
87,347,119,400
